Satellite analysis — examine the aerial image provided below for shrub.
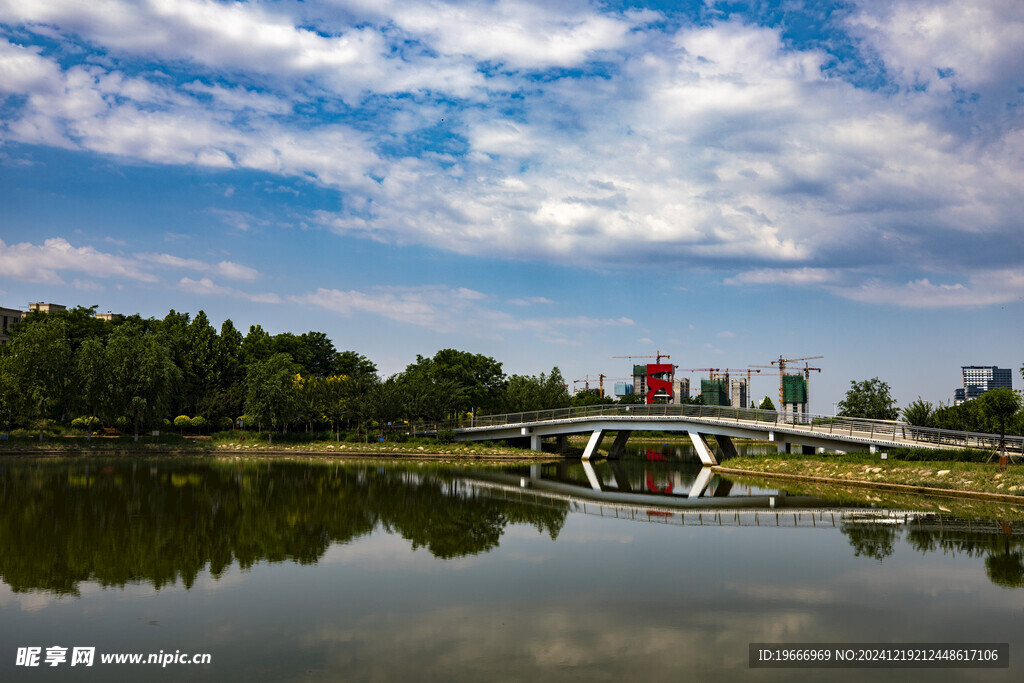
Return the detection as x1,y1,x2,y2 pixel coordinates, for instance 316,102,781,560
436,429,456,444
173,415,191,433
190,416,207,433
71,416,102,431
218,416,233,431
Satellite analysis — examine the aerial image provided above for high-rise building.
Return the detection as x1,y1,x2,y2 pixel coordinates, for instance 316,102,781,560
955,366,1013,404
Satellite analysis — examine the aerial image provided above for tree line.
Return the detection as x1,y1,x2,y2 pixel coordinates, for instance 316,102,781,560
0,306,575,441
837,376,1024,444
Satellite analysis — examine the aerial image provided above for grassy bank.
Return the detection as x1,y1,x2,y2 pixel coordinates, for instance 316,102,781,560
718,452,1024,499
0,431,539,458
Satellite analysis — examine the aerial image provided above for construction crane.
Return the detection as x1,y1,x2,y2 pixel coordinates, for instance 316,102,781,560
677,368,720,378
714,368,762,383
574,374,630,395
613,350,671,363
573,375,596,393
750,355,824,407
598,374,630,396
800,363,822,403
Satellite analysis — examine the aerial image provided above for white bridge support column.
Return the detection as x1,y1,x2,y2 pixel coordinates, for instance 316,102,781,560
688,432,719,466
581,430,606,460
769,431,790,454
688,466,714,498
581,460,603,491
606,431,632,460
529,434,541,451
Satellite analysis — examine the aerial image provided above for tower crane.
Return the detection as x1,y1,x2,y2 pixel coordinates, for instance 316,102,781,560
750,355,823,407
573,375,596,393
714,368,762,383
676,368,720,379
613,350,671,363
598,374,631,396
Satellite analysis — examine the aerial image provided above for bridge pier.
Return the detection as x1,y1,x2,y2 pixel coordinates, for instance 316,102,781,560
687,433,719,466
582,430,606,460
529,434,541,451
607,431,632,460
716,435,739,461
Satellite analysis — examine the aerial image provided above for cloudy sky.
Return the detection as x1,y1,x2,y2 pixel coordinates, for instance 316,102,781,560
1,0,1021,411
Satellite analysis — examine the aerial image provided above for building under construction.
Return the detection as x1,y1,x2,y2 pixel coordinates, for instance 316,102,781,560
699,378,748,408
782,374,809,420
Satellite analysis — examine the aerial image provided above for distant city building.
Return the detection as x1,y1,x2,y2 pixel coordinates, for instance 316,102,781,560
955,365,1013,404
729,378,748,409
28,302,66,314
0,305,24,346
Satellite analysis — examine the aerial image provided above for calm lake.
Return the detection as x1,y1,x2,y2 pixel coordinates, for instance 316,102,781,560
1,447,1023,681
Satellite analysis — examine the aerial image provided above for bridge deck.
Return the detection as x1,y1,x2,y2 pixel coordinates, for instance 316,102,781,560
427,404,1023,461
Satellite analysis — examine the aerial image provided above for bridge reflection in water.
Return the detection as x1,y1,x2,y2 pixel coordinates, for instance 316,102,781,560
459,460,1024,539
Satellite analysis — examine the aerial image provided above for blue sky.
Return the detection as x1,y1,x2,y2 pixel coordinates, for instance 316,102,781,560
1,0,1022,412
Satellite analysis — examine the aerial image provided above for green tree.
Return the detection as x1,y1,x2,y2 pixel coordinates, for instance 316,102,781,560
318,375,350,439
106,324,180,442
241,324,274,368
244,353,301,444
404,349,505,417
902,397,934,427
0,354,23,434
758,396,776,411
837,378,899,420
570,391,611,407
977,388,1022,454
6,316,72,439
174,415,191,434
502,367,570,412
75,337,108,441
184,310,218,415
334,350,377,381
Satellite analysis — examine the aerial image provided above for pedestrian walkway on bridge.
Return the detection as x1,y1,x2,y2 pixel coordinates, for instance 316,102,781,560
429,404,1024,465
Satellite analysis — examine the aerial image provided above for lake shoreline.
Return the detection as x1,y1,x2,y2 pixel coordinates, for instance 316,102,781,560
715,456,1024,504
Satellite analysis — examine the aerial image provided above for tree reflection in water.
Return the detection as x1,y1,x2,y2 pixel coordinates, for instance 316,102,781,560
841,518,1024,587
0,459,566,595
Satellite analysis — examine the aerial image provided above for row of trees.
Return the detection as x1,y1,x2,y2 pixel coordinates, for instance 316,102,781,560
837,377,1024,444
0,307,579,441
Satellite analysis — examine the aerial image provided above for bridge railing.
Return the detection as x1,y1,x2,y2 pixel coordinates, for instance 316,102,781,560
426,403,1024,454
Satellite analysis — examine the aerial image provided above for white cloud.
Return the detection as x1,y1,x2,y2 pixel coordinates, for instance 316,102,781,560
292,285,632,341
1,2,1022,310
833,269,1024,308
71,278,103,291
178,277,281,304
848,0,1024,106
0,237,156,284
508,296,556,306
136,253,260,280
716,331,735,338
724,268,839,286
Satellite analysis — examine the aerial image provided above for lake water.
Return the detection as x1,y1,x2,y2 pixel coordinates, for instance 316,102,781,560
1,448,1023,681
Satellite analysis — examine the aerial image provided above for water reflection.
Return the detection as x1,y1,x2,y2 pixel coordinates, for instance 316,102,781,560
1,457,1023,598
0,458,566,595
3,456,1024,681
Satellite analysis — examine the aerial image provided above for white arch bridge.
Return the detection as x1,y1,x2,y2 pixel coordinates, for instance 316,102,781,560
424,404,1024,466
